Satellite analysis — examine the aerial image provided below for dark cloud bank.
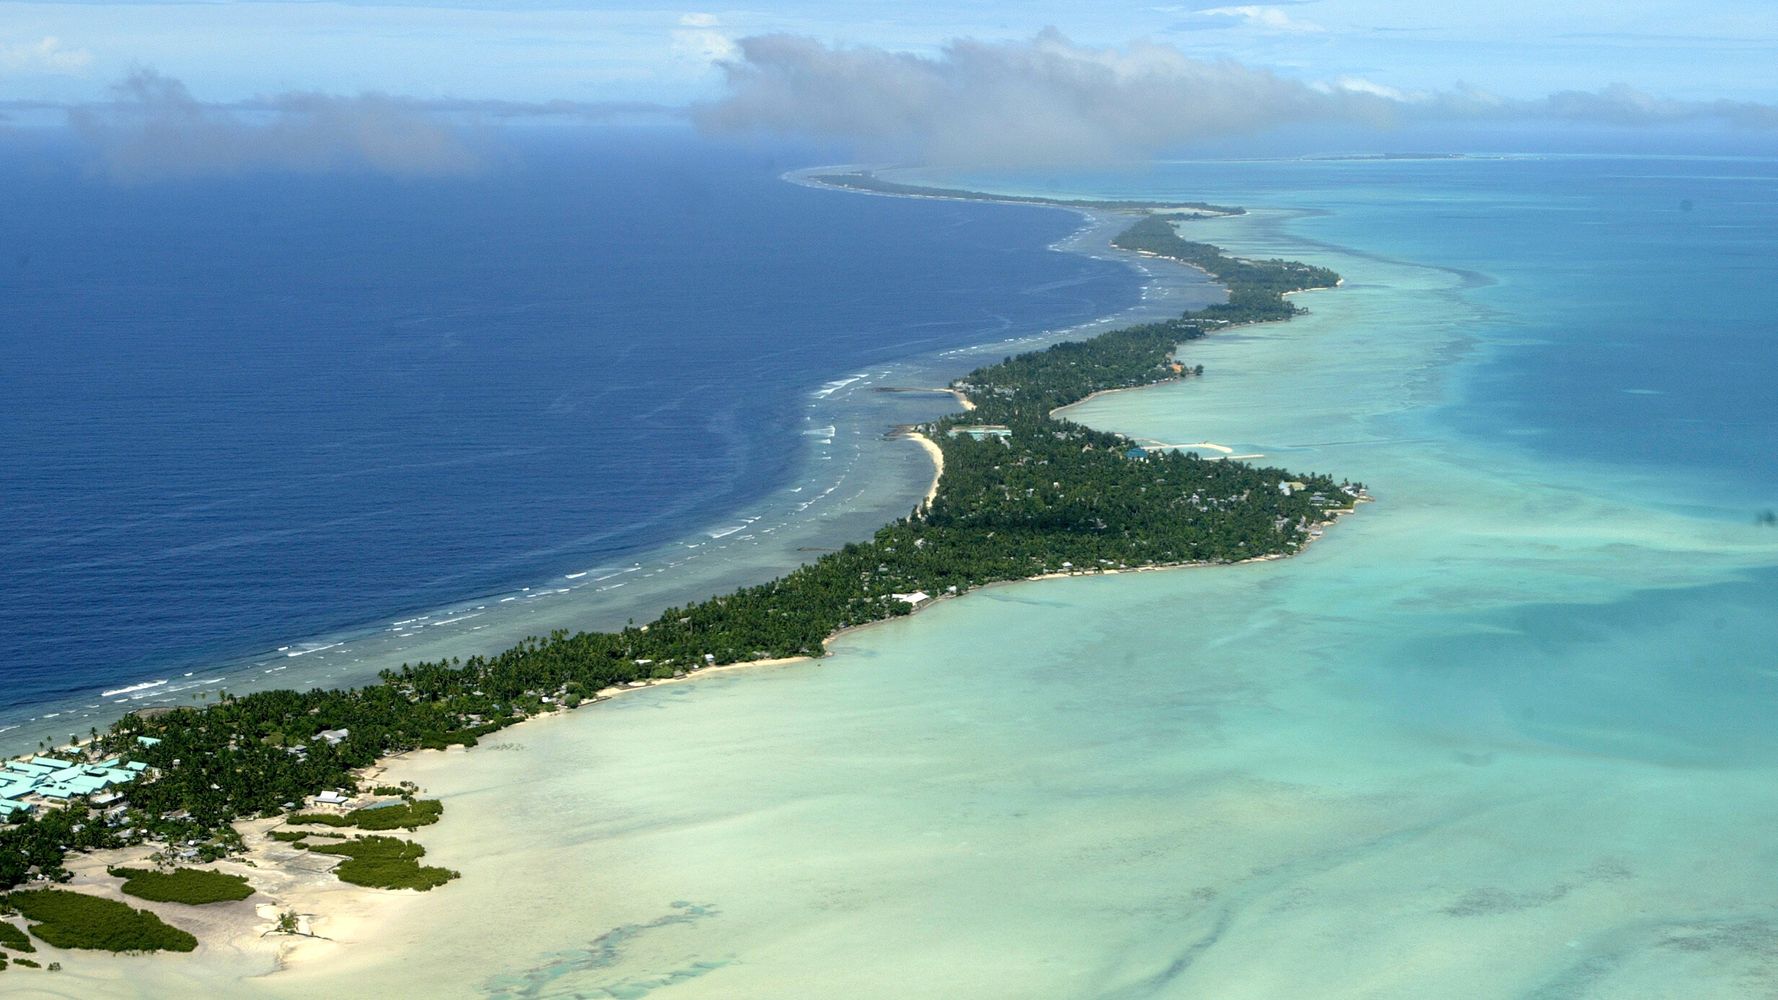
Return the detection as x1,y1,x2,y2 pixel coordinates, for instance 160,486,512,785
696,30,1778,165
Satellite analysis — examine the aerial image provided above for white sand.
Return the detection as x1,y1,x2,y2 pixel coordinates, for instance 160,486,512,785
907,431,945,509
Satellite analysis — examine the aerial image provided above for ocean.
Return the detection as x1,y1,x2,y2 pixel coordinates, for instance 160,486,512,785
18,142,1778,997
932,154,1778,505
0,127,1179,751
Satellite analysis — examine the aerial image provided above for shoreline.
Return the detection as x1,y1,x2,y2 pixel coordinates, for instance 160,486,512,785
0,187,1216,763
907,431,945,510
0,181,1205,763
787,167,1247,218
83,158,1778,1000
3,166,1365,987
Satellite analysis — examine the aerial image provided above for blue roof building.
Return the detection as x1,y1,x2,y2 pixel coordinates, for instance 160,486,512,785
0,754,148,805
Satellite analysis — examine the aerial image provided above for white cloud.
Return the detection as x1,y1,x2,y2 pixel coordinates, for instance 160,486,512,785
672,13,738,65
1324,76,1409,101
698,30,1395,166
1192,6,1325,33
0,36,94,76
698,31,1778,166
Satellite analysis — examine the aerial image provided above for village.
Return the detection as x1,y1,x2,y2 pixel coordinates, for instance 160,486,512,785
0,740,156,822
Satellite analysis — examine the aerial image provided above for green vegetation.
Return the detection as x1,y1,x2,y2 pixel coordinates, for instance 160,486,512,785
1110,215,1339,325
0,918,32,952
812,172,1245,215
286,812,354,828
347,799,443,831
3,889,196,953
290,798,443,832
0,803,126,887
109,866,254,905
302,836,457,891
0,206,1358,912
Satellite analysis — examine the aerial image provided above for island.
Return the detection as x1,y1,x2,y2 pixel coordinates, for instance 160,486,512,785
810,170,1247,216
0,181,1364,970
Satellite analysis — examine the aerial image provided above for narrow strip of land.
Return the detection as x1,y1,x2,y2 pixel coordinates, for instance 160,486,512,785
0,174,1367,968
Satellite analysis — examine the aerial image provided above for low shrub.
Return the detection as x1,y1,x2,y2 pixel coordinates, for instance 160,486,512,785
0,919,32,952
286,812,354,828
108,867,254,905
303,836,457,891
346,799,442,832
3,890,197,953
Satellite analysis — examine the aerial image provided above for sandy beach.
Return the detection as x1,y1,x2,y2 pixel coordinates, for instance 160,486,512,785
908,431,945,509
11,175,1336,997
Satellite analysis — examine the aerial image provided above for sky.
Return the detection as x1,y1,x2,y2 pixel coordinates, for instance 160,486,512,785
4,1,1777,170
4,1,1778,106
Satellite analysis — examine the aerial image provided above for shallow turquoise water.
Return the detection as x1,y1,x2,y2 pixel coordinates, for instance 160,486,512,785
79,158,1778,998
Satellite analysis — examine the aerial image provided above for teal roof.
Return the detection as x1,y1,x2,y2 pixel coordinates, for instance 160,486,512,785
0,799,30,815
0,753,145,802
63,775,110,795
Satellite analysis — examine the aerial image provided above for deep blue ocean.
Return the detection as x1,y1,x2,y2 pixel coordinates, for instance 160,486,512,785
0,127,1142,720
4,136,1775,749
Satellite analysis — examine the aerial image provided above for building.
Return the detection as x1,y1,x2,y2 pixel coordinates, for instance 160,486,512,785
948,425,1012,441
889,591,932,607
0,753,149,811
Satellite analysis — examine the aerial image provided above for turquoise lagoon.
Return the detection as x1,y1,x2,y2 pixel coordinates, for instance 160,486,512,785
109,157,1778,998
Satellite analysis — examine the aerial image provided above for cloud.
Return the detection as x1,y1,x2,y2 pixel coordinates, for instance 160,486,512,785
1187,6,1325,33
673,12,738,65
1151,0,1318,10
68,70,483,182
1322,76,1409,101
0,36,93,76
697,31,1778,166
59,70,685,182
697,29,1396,166
1534,83,1778,129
